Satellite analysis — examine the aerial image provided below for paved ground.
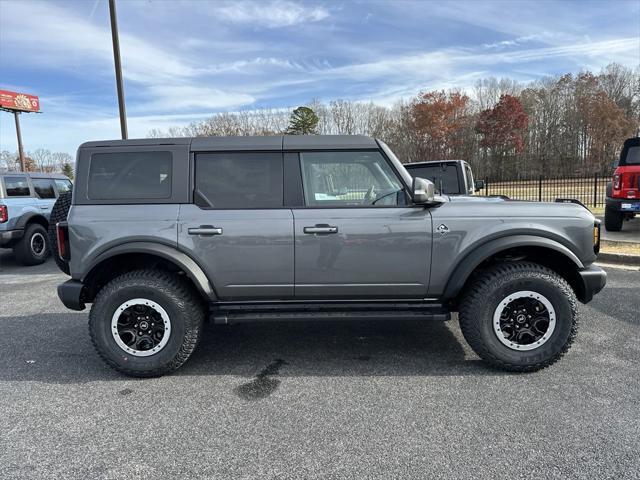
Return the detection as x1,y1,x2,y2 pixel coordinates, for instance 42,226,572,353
599,215,640,243
0,252,638,479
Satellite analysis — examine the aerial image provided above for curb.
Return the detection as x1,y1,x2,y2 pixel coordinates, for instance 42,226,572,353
597,252,640,266
601,239,640,248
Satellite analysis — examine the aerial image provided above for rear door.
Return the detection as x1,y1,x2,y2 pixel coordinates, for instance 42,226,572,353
177,151,294,300
31,178,57,218
292,150,432,299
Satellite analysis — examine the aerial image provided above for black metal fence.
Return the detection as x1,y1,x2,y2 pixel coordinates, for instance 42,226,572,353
483,174,610,208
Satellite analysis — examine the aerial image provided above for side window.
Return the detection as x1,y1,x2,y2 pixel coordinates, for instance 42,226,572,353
299,151,403,207
32,179,56,199
3,176,30,197
195,152,283,208
54,179,72,195
88,152,172,200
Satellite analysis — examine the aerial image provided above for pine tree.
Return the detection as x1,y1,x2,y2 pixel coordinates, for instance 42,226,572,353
61,162,74,180
286,106,319,135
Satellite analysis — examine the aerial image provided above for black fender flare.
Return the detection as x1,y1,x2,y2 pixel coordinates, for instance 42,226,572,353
84,242,217,300
15,212,48,229
442,235,584,300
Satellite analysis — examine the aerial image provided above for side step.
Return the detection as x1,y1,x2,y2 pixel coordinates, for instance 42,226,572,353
209,302,451,324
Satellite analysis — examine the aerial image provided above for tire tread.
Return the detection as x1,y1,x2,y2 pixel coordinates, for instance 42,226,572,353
89,269,204,377
458,261,578,372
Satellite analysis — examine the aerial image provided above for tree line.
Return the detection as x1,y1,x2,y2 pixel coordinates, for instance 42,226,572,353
0,149,74,179
149,63,638,180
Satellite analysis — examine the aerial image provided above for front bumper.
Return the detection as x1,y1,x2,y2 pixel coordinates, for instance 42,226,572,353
606,197,640,213
57,279,86,311
0,229,23,247
577,265,607,303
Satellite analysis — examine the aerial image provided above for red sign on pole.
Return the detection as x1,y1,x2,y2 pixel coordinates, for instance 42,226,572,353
0,90,40,112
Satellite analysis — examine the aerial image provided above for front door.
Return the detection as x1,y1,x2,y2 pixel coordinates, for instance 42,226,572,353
177,151,294,301
293,150,432,299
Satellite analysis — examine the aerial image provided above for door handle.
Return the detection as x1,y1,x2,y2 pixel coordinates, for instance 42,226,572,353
303,225,338,234
188,226,223,236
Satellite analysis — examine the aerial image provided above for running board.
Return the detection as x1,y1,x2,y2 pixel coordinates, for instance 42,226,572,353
209,302,451,324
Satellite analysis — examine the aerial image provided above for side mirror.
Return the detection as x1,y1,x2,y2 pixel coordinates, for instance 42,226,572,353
474,179,485,192
412,177,435,204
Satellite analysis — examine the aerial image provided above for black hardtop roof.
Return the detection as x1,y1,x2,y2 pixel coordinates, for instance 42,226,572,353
79,135,379,151
0,172,70,179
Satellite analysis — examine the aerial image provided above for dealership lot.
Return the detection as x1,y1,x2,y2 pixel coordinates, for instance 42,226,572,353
0,252,638,479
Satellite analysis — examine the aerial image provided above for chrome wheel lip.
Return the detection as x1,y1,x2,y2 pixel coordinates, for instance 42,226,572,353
111,298,171,357
493,290,556,351
30,232,46,256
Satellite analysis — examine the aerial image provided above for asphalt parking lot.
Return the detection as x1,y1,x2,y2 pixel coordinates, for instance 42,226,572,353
0,252,638,479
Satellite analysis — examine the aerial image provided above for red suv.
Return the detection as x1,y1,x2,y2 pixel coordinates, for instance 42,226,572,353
605,137,640,231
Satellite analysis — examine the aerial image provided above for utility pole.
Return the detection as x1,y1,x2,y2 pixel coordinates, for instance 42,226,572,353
109,0,128,139
14,112,26,171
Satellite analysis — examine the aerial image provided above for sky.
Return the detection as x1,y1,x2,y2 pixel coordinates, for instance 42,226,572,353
0,0,639,156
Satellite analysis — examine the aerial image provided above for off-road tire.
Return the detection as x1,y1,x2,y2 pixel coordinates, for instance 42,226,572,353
48,191,72,275
89,269,205,377
13,223,49,266
458,262,578,372
604,207,623,232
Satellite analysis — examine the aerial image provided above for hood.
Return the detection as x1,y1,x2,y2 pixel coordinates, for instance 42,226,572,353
438,195,594,220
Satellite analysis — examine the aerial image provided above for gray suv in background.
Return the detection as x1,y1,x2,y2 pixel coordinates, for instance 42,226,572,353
54,136,606,377
0,172,72,265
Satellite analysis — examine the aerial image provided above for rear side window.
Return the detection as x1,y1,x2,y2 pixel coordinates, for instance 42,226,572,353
624,146,640,165
88,152,172,200
54,179,72,194
3,176,30,197
32,178,56,199
407,164,460,194
195,152,283,208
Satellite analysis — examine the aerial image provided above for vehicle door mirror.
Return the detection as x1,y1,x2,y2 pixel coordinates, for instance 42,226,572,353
412,177,435,204
474,179,485,192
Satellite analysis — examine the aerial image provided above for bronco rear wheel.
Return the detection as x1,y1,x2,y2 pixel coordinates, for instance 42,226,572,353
89,269,204,377
459,262,577,372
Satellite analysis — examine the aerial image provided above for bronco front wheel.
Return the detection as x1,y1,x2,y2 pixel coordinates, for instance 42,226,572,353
89,270,204,377
458,262,578,372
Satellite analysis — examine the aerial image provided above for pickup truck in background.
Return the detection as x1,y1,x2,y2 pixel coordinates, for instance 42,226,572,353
404,159,485,196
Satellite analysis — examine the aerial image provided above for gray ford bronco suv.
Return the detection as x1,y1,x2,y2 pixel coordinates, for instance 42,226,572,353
55,135,606,377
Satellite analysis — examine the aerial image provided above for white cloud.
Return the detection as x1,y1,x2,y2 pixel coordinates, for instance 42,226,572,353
144,85,255,111
210,0,330,28
0,1,196,84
